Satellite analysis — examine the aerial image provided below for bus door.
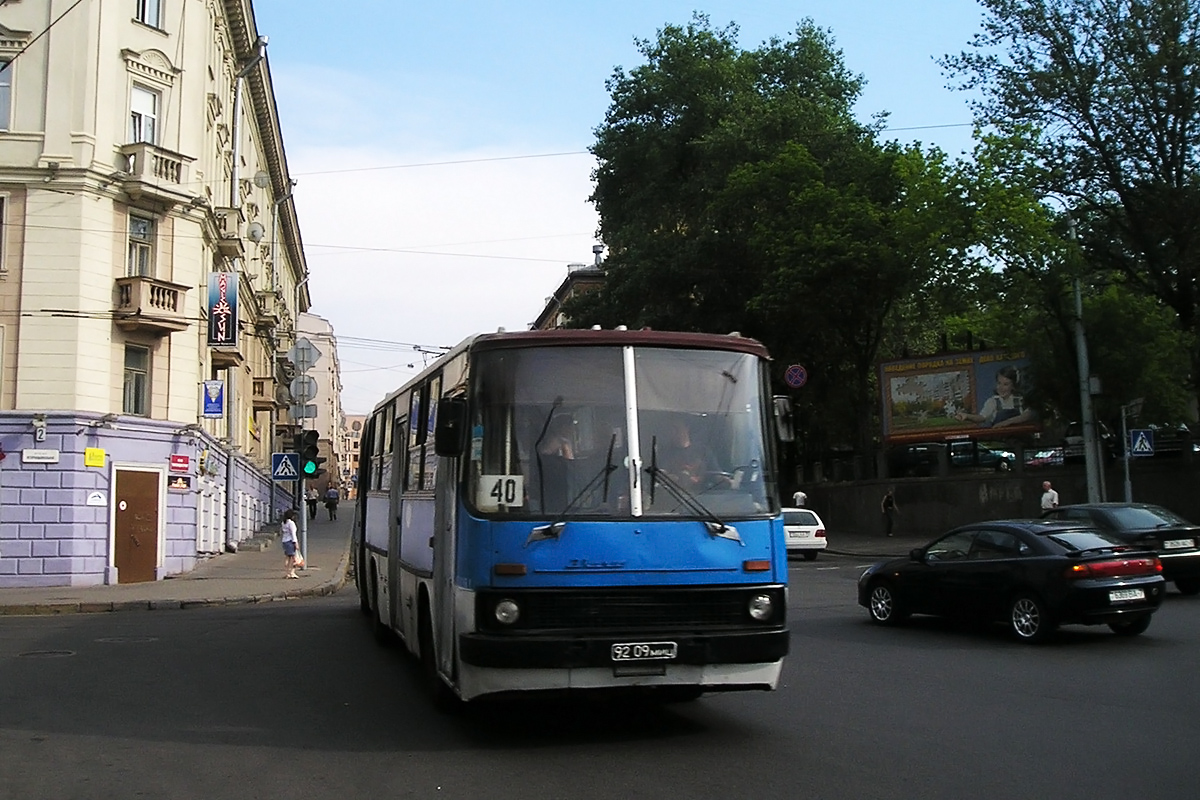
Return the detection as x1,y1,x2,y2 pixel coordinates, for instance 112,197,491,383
432,449,458,681
387,414,406,633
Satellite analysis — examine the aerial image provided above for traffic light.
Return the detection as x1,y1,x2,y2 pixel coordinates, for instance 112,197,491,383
296,429,326,478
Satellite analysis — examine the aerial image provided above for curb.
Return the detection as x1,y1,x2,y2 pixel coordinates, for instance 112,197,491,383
0,543,352,617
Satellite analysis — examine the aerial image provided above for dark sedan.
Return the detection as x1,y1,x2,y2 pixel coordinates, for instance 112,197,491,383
857,520,1166,642
1041,503,1200,595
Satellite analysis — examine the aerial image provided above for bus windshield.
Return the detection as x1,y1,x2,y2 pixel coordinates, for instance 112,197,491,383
468,345,774,519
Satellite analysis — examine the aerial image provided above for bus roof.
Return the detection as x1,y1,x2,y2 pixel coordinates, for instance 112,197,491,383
369,328,770,413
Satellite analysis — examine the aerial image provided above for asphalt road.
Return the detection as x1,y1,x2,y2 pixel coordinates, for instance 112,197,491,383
1,554,1197,800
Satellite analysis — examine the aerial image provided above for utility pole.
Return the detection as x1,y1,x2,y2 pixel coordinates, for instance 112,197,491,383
1051,200,1102,503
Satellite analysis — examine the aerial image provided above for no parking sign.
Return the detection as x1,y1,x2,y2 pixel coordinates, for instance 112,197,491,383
785,364,808,389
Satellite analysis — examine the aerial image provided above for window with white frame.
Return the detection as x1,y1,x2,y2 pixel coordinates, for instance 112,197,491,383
127,214,155,277
135,0,162,28
129,84,158,144
0,60,11,131
123,345,150,416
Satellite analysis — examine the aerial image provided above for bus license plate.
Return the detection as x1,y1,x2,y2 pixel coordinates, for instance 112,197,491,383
1109,588,1145,603
611,642,677,662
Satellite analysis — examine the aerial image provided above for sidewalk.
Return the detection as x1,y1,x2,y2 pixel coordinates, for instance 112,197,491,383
823,530,931,560
0,512,353,616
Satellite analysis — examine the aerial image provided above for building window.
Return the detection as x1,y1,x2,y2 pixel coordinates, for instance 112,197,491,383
123,345,150,416
135,0,162,28
127,214,155,276
130,84,158,144
0,60,11,131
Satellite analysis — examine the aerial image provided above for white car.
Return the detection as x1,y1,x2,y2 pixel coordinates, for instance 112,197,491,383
783,507,827,560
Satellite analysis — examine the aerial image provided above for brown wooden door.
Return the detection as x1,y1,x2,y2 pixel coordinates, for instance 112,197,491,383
114,470,160,583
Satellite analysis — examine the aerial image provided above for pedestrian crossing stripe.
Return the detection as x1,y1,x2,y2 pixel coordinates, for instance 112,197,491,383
1131,431,1154,455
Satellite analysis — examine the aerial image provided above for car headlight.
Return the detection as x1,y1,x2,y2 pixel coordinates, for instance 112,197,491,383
748,593,774,621
494,598,520,625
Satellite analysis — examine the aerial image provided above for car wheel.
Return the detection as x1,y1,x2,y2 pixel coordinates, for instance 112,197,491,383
1009,593,1055,643
1108,614,1152,636
801,550,818,561
996,459,1011,472
867,581,906,625
1174,578,1200,595
370,566,392,646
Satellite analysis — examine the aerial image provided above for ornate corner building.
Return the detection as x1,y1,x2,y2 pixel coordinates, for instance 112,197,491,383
0,1,310,587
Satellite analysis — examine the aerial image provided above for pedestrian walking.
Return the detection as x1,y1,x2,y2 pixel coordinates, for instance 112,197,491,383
305,486,319,519
324,485,340,521
1040,480,1059,510
792,488,807,507
881,488,899,536
280,509,300,579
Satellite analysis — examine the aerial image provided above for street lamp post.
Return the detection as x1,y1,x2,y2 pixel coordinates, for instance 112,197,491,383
1050,199,1102,503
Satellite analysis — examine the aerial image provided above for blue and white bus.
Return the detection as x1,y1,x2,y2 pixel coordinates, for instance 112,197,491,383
352,328,793,705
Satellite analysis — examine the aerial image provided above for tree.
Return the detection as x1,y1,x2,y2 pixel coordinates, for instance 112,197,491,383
573,15,980,452
943,0,1200,395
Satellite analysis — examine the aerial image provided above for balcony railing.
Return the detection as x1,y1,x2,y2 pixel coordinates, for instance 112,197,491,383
119,142,195,206
114,276,191,335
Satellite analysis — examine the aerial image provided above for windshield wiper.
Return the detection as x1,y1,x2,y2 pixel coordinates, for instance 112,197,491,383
526,434,619,546
645,449,742,545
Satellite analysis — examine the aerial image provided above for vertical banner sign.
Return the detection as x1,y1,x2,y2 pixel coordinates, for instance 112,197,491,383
202,380,225,418
207,272,239,347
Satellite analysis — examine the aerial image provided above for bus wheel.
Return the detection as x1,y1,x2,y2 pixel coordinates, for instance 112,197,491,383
418,602,460,714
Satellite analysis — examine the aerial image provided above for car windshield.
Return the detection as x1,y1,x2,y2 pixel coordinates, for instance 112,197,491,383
784,510,819,526
1107,505,1190,528
1047,530,1130,551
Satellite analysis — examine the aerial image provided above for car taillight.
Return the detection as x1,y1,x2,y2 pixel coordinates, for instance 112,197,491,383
1065,556,1162,579
815,528,826,538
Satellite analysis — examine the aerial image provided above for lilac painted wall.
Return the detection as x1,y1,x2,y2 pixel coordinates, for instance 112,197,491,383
0,412,294,588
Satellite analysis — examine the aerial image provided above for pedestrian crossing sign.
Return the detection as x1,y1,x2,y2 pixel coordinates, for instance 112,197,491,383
272,452,300,480
1130,429,1154,457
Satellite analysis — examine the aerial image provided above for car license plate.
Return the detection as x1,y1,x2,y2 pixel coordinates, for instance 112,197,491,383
789,531,808,539
1163,538,1194,549
1109,588,1146,603
611,641,677,661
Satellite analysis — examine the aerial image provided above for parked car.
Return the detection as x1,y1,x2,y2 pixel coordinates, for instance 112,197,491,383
1062,421,1117,463
1024,447,1065,468
1041,503,1200,594
889,440,1015,477
782,507,827,560
857,519,1165,642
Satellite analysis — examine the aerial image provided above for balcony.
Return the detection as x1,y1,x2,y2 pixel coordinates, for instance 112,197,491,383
114,276,191,335
214,207,245,259
254,289,282,332
252,377,278,411
119,142,196,207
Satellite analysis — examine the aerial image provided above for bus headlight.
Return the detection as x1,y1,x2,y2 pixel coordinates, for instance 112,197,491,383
748,593,774,621
494,599,521,625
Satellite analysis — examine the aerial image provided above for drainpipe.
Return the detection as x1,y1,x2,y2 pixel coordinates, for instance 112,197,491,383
230,36,268,208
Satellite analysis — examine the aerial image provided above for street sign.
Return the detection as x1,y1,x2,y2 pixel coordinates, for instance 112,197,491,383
290,403,317,420
290,375,316,403
288,337,321,374
272,452,301,480
784,364,808,389
1130,429,1155,457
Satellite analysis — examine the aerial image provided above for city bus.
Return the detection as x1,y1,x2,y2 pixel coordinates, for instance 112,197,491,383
351,327,793,705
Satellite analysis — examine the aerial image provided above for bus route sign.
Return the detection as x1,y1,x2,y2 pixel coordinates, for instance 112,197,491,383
784,364,808,389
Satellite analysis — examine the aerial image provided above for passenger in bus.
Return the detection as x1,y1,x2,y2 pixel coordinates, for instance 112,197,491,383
658,417,730,490
535,413,576,512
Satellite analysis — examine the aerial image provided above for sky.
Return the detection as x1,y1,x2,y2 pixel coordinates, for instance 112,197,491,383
251,1,988,414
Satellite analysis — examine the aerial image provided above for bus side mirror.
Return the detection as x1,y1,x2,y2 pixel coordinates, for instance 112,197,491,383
434,397,469,456
773,396,795,443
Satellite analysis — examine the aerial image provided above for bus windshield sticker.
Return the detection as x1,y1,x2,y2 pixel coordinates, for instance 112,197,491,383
478,474,524,510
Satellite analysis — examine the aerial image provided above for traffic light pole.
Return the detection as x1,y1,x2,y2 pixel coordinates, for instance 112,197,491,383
298,478,308,568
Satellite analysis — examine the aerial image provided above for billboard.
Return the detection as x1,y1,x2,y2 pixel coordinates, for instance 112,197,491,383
207,271,239,348
879,349,1040,442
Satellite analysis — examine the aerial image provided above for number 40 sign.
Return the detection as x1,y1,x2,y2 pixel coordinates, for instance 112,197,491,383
477,474,524,509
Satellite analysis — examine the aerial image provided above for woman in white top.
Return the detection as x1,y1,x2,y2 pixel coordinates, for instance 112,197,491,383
280,509,300,579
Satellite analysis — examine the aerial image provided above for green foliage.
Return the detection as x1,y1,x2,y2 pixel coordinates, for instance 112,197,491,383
572,14,981,451
943,0,1200,390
